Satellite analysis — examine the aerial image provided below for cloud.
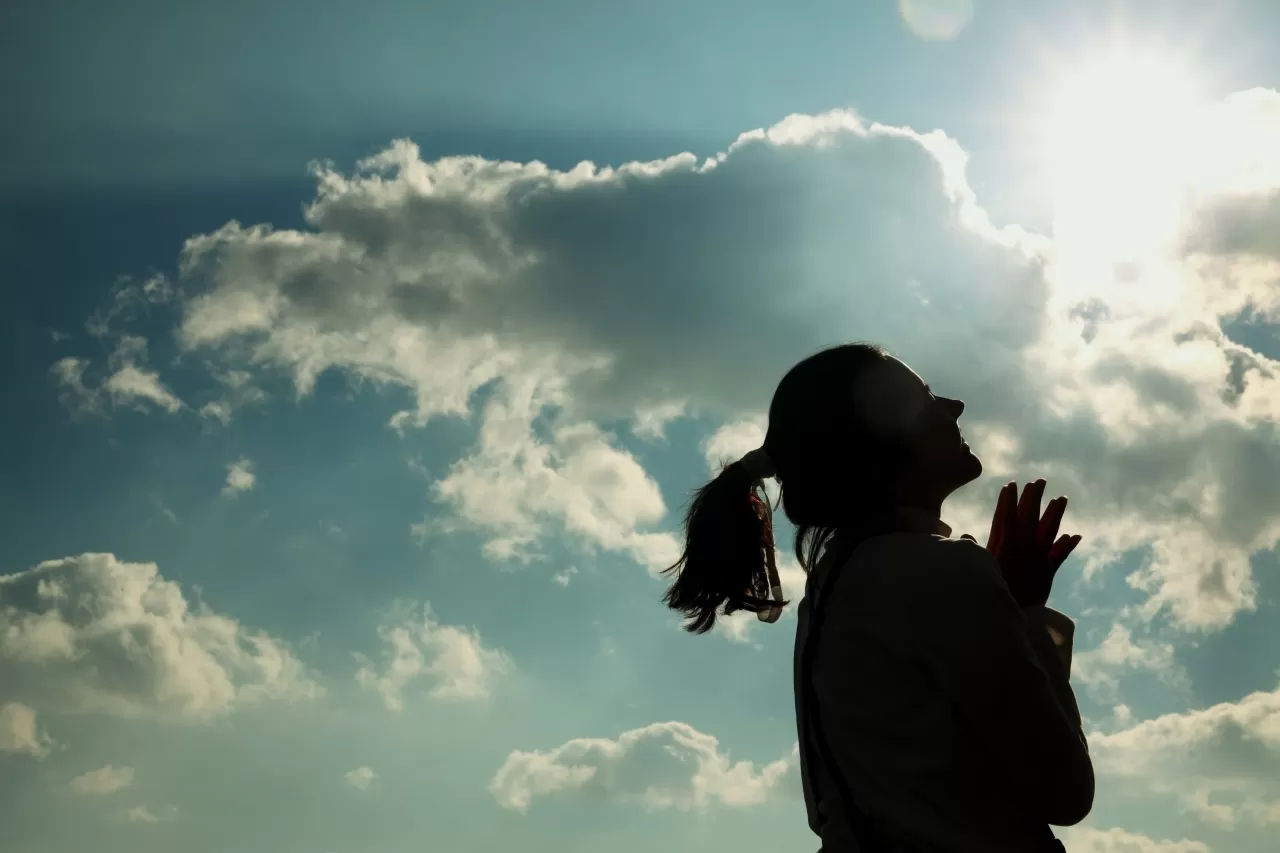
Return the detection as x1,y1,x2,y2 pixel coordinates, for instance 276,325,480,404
1058,826,1210,853
354,602,511,710
198,369,269,426
631,400,687,442
0,553,322,720
222,457,256,497
52,335,185,416
1072,624,1188,703
176,112,1046,423
489,721,796,814
1089,684,1280,831
103,363,185,413
160,111,1046,574
72,93,1280,631
84,275,174,339
68,765,135,796
701,418,766,472
344,766,377,791
426,375,680,572
51,358,97,413
125,804,178,823
0,702,55,758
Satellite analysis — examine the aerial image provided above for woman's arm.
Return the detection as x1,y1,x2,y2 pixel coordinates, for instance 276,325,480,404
917,538,1094,827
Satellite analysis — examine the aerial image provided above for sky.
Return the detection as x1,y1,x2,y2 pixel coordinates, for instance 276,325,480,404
2,0,1280,851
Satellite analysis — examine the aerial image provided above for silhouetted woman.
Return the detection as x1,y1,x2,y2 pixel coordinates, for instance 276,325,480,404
663,343,1092,852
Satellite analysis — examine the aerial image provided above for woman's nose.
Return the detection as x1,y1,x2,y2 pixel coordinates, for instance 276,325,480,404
948,397,965,418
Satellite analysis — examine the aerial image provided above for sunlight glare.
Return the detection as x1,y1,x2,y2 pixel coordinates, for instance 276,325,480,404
1043,52,1204,312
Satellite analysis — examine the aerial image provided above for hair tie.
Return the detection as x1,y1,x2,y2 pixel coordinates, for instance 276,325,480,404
740,447,777,481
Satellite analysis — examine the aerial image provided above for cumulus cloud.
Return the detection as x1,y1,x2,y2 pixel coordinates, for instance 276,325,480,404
222,457,256,497
1089,684,1280,831
1072,624,1188,703
354,602,511,710
68,765,135,796
700,418,767,471
489,721,796,813
0,553,322,720
426,374,679,572
66,91,1280,632
159,111,1046,575
126,804,178,823
344,765,377,791
0,702,55,758
1058,825,1210,853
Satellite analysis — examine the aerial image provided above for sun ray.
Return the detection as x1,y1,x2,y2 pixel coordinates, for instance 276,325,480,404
1029,43,1216,316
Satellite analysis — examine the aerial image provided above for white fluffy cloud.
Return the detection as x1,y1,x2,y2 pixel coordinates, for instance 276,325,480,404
426,374,679,572
354,602,510,710
1058,826,1210,853
222,457,256,497
0,702,54,758
0,553,322,720
344,765,377,791
701,417,767,473
68,764,135,796
489,721,796,813
156,111,1050,582
1089,683,1280,832
61,91,1280,631
1072,624,1188,703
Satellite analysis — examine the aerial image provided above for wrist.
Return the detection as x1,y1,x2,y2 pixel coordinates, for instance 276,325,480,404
1022,605,1075,647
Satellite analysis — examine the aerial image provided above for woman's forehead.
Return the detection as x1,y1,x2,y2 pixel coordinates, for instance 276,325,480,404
853,358,929,427
857,358,926,398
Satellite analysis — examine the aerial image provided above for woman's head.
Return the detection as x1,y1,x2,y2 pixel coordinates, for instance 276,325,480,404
662,342,982,633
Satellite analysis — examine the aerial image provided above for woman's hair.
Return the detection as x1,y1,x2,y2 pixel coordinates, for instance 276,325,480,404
662,342,910,633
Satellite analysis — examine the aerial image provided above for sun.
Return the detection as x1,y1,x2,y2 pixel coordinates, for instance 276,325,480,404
1040,50,1205,307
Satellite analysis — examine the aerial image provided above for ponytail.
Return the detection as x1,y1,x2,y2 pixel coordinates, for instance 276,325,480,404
662,342,903,634
661,453,787,634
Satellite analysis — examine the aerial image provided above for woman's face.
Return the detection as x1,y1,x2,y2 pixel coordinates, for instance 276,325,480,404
852,356,983,503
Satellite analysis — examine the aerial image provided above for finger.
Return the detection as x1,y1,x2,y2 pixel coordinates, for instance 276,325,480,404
1048,533,1082,568
1038,496,1067,551
1002,481,1021,548
1017,479,1046,544
987,483,1012,550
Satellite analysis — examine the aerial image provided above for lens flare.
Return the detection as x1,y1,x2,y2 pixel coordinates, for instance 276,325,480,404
898,0,974,42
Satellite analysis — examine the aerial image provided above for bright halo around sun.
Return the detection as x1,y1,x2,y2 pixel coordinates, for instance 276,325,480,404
1042,51,1206,311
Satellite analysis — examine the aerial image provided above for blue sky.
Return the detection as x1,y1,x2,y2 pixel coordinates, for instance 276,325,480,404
3,1,1280,851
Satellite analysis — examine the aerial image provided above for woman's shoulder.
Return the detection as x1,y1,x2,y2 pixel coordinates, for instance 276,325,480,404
850,533,1005,597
